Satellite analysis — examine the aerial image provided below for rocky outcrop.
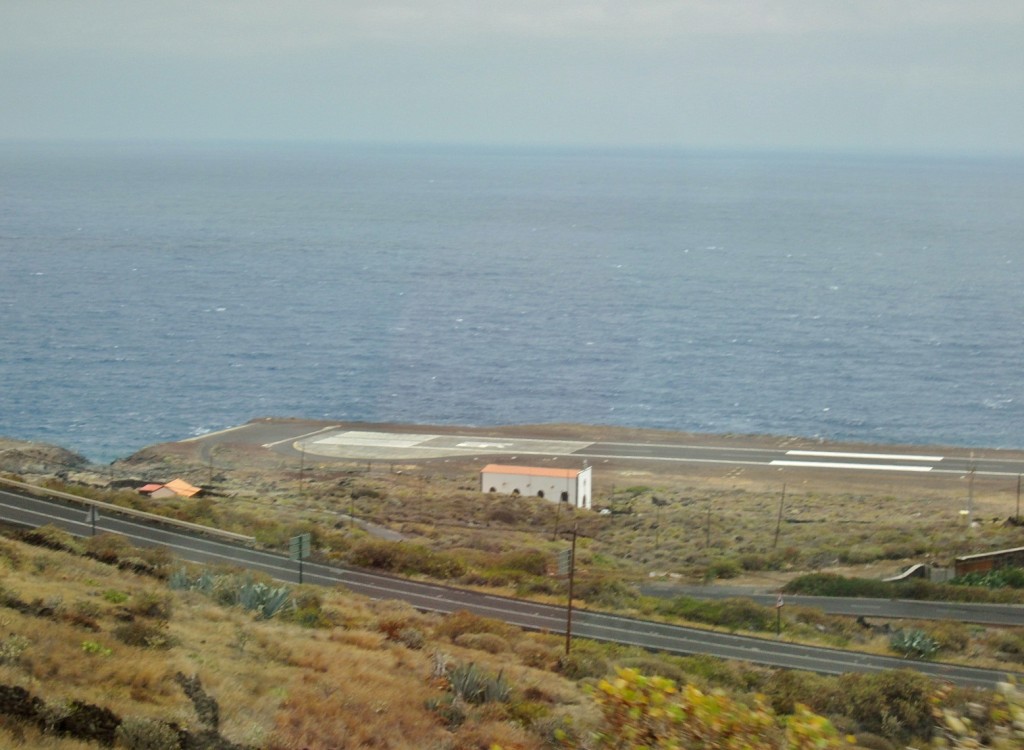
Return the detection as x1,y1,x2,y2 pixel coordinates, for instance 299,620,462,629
0,680,253,749
0,438,90,475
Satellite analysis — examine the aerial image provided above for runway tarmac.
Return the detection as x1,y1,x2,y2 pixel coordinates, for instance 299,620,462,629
186,419,1024,479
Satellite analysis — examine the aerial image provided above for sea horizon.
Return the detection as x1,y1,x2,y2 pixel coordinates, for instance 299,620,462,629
2,142,1022,463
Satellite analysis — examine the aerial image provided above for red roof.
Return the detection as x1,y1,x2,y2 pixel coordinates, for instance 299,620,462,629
480,464,585,479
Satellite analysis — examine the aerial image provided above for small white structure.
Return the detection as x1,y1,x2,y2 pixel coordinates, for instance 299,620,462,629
480,464,592,509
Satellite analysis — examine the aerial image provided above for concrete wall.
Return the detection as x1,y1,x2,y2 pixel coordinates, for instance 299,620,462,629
481,466,591,509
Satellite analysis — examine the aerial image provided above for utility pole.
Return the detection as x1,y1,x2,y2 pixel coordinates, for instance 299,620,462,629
967,453,975,529
1017,474,1021,523
705,498,712,549
652,496,667,553
565,522,578,656
773,484,786,550
655,501,661,552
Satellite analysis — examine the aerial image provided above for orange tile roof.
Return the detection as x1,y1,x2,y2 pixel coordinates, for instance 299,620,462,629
480,464,585,479
162,478,202,498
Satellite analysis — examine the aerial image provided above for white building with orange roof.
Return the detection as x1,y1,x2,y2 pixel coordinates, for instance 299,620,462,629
480,464,591,509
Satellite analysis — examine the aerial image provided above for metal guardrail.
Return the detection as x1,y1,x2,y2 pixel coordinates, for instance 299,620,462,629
0,475,255,545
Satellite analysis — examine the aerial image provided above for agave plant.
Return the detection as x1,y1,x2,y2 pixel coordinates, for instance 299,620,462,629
889,628,939,659
447,663,511,705
236,579,292,619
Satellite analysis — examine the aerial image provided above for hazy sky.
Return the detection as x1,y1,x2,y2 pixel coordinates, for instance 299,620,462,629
3,1,1022,154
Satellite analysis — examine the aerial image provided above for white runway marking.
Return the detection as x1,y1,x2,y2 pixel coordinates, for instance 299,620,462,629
262,425,342,448
772,460,933,472
316,431,432,448
786,450,942,462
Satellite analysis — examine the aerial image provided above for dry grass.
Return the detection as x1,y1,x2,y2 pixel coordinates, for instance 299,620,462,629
191,439,1024,585
5,427,1024,746
0,531,596,749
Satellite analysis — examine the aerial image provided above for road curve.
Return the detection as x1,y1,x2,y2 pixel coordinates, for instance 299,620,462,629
2,487,1020,690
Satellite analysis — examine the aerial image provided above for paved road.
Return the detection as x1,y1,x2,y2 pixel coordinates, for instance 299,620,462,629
2,486,1020,690
189,421,1024,479
641,584,1024,627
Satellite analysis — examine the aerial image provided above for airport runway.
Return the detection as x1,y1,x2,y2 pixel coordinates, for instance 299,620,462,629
188,420,1024,479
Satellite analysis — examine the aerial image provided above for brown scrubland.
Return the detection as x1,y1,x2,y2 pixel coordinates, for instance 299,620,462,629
2,425,1024,748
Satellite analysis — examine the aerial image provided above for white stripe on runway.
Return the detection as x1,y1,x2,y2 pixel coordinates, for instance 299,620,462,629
772,460,933,472
786,450,942,462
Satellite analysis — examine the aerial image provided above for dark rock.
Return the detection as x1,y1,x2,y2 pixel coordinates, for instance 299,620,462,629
56,700,121,747
175,672,220,731
0,685,44,720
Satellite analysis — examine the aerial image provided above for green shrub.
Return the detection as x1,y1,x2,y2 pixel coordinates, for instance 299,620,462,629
739,552,785,572
784,572,1024,604
783,573,892,598
22,525,84,554
707,558,742,580
425,694,466,729
350,484,383,499
555,639,618,681
833,670,934,742
515,576,563,597
571,575,638,609
615,656,689,684
514,638,559,670
102,589,129,604
491,549,548,576
888,628,939,659
83,532,135,564
447,662,511,705
0,634,29,665
453,632,509,654
81,640,112,657
952,566,1024,589
655,595,772,632
557,647,610,680
115,716,180,750
436,610,515,641
622,486,652,497
838,545,884,565
924,620,971,653
987,630,1024,663
675,654,752,691
128,591,173,619
113,620,172,649
764,669,836,715
347,540,466,579
396,627,425,650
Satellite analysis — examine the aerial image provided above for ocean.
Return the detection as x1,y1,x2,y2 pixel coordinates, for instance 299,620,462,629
1,142,1022,464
